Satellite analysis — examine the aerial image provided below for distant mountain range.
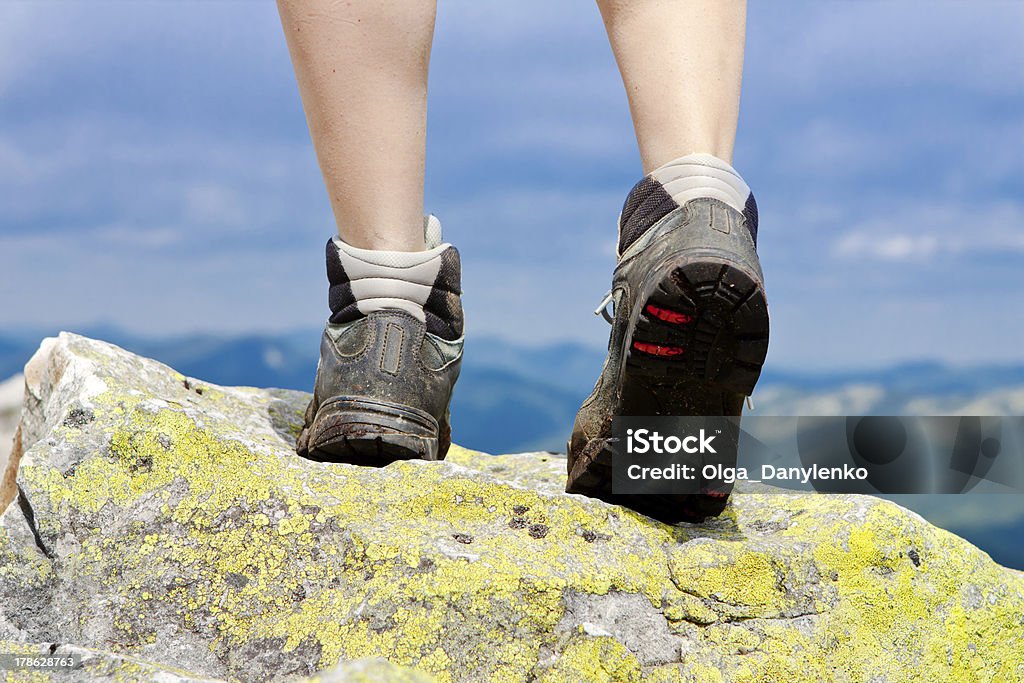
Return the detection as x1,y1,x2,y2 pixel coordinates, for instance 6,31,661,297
0,326,602,454
3,325,1024,453
1,325,1023,569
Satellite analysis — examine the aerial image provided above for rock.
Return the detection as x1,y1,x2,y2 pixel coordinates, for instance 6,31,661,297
308,658,437,682
1,333,1023,683
0,374,22,503
0,640,425,683
0,639,223,682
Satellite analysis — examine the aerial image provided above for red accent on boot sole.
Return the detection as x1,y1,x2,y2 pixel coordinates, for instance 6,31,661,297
632,341,685,357
645,304,692,325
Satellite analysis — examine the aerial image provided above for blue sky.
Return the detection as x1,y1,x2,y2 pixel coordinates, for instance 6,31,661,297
0,1,1021,369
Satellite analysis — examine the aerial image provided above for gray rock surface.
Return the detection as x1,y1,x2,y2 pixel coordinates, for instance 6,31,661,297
0,374,21,504
1,334,1023,682
0,639,222,682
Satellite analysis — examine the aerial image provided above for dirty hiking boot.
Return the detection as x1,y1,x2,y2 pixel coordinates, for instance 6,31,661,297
297,216,464,465
566,153,769,522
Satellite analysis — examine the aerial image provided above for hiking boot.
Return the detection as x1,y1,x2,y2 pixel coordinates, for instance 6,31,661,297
567,154,769,522
297,216,464,465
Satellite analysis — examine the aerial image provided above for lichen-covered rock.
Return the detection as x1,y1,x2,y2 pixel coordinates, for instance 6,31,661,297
0,639,223,682
305,657,437,683
0,641,426,683
1,333,1022,682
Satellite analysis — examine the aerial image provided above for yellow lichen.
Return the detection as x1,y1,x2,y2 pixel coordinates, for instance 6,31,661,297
6,338,1024,683
534,636,642,683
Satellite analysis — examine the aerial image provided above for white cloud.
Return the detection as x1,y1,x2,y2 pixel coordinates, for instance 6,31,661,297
835,233,941,262
833,202,1024,262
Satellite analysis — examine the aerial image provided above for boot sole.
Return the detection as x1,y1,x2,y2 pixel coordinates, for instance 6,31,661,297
566,441,731,523
567,252,768,522
626,252,768,395
299,396,444,465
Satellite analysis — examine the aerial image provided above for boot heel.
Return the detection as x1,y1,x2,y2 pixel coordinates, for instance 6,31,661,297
302,396,441,464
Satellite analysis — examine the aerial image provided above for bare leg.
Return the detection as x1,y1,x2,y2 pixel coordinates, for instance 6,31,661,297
277,0,437,250
567,1,765,521
596,0,747,172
